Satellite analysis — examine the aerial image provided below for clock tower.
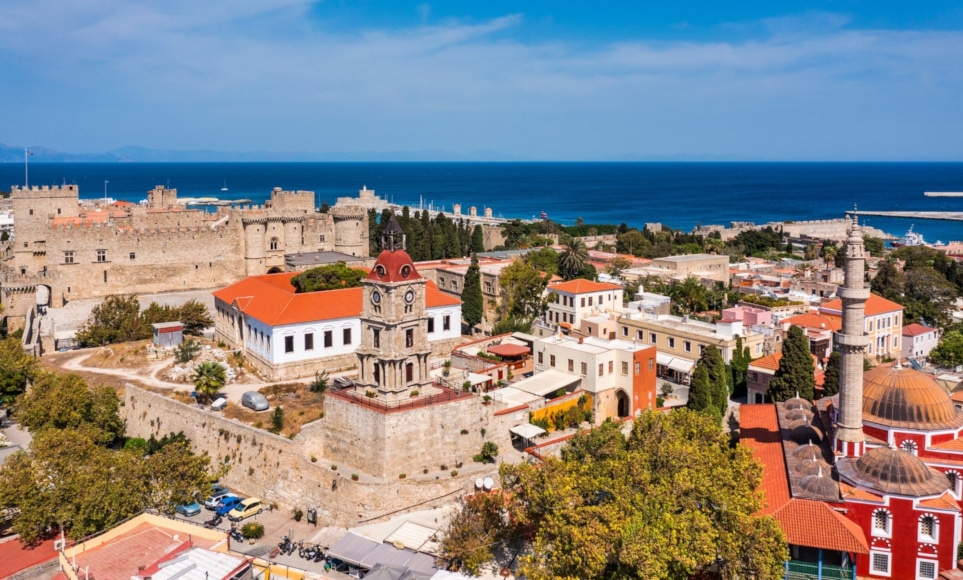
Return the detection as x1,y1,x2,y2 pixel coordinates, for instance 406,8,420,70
356,218,433,399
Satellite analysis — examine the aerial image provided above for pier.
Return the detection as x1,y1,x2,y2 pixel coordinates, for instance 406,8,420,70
851,210,963,222
924,192,963,197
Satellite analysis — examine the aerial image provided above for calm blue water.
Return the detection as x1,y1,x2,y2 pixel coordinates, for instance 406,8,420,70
3,162,963,242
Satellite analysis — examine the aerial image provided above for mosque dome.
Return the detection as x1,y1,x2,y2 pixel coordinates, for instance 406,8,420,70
792,441,823,461
785,409,814,423
788,423,824,446
862,364,963,431
837,446,949,497
785,397,810,411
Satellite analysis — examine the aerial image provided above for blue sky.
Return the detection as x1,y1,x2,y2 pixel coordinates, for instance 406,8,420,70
2,1,963,160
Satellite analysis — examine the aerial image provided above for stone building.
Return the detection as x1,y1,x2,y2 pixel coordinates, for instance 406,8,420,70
1,184,369,319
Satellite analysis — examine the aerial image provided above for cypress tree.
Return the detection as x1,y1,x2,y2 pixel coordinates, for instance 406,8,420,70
822,351,840,397
768,326,815,402
471,225,485,254
687,364,715,417
462,254,484,329
703,345,729,415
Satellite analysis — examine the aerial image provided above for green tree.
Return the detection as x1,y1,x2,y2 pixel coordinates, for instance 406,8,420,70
768,326,814,402
438,491,520,576
173,339,201,363
471,225,485,254
174,299,214,335
616,230,648,256
473,441,499,463
688,345,727,421
0,337,38,404
462,254,484,329
823,351,840,396
490,411,787,580
523,247,560,277
498,260,552,324
310,370,330,394
291,262,366,293
270,405,285,434
687,364,716,418
930,330,963,368
75,295,147,346
558,238,589,280
500,219,525,249
605,256,633,278
192,362,226,403
863,236,885,257
668,276,709,315
16,373,124,445
142,439,212,514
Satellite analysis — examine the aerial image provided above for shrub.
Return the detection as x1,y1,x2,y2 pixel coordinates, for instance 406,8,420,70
399,473,406,479
451,470,458,477
482,395,492,403
310,370,330,394
462,381,471,392
554,389,567,398
241,521,265,540
269,406,284,434
410,390,420,397
331,464,338,470
460,429,469,435
657,396,665,408
351,473,359,481
365,390,377,398
473,441,499,464
293,508,303,522
174,339,202,363
660,382,674,397
311,456,317,463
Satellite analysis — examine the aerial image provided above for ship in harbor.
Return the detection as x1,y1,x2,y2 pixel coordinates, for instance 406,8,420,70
891,225,925,247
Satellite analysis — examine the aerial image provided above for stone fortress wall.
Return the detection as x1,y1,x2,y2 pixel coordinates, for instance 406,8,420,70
694,218,891,242
3,184,370,310
124,385,512,526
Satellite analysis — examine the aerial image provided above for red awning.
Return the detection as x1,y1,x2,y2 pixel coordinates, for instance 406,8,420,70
487,344,530,358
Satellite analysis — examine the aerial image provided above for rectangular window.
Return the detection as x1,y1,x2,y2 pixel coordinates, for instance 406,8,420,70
443,315,451,331
451,281,458,291
568,359,574,372
668,337,676,348
324,330,333,348
319,234,325,242
699,345,705,355
598,363,604,377
537,352,543,364
373,328,380,348
96,249,106,262
588,297,593,306
428,318,435,333
919,560,936,579
343,328,352,345
284,336,294,353
608,361,614,374
649,357,654,371
581,297,586,307
581,362,587,375
304,333,314,350
635,362,641,375
439,279,446,288
683,341,691,352
485,282,493,293
621,361,628,375
63,251,74,264
406,328,414,348
650,332,656,344
129,252,136,260
637,330,643,340
870,553,890,575
550,355,556,367
406,363,414,383
622,326,628,337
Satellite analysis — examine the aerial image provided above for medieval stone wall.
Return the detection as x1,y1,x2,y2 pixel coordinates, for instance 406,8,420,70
124,385,499,526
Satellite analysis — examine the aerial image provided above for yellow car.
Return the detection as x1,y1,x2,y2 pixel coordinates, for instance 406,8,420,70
227,497,263,521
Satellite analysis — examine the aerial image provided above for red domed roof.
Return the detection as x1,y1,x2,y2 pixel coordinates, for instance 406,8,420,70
367,249,421,283
862,364,963,431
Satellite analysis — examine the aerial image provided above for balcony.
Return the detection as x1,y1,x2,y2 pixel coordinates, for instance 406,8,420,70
785,559,854,580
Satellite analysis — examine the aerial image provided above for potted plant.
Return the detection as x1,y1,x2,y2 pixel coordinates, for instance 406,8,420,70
443,360,452,377
482,395,492,406
242,521,265,543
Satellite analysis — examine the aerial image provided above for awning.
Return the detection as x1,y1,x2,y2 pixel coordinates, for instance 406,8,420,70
360,543,414,569
667,357,695,374
510,423,547,440
327,532,380,567
656,352,673,366
486,343,530,358
383,522,438,553
406,553,440,576
511,369,581,397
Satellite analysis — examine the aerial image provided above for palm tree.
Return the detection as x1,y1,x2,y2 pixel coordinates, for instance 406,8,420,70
576,217,584,236
193,361,226,403
559,238,589,280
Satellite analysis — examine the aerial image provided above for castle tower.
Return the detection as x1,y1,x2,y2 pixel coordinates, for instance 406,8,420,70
331,204,368,257
355,218,432,399
10,184,81,274
834,214,871,458
146,185,177,210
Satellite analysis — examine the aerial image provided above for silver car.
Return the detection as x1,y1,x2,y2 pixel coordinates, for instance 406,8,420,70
241,391,269,411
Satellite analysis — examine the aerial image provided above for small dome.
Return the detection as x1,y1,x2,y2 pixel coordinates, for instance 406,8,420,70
837,446,950,497
795,457,832,477
785,409,814,423
862,364,963,430
792,441,823,461
785,397,810,411
366,249,421,283
799,469,838,498
788,423,824,445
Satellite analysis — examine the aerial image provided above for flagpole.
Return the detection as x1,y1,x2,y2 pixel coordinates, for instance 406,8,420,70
24,148,28,188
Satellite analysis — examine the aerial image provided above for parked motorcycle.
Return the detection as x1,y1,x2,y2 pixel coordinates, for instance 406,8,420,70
229,526,244,543
204,513,222,528
278,535,293,555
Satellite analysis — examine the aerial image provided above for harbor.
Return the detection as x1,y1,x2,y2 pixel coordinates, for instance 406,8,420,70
851,210,963,222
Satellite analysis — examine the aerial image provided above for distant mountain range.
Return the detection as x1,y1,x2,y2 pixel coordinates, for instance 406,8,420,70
0,143,522,163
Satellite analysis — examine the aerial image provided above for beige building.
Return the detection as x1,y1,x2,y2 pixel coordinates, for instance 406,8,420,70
617,311,766,384
543,279,624,332
428,258,517,330
820,293,904,359
626,253,730,284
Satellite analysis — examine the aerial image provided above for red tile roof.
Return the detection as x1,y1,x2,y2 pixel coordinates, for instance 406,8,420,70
820,293,904,317
771,499,869,554
902,323,936,337
918,492,962,512
0,536,59,578
749,353,782,372
367,249,422,283
838,480,884,503
487,344,530,357
739,404,791,515
213,272,458,326
549,279,622,294
783,313,842,332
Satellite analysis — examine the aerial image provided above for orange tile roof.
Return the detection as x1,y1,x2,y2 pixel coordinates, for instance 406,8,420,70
0,536,59,578
918,492,962,512
739,404,791,515
783,313,842,332
213,273,459,326
930,438,963,452
838,480,884,503
549,279,622,294
952,391,963,404
903,323,936,337
749,353,782,372
771,499,869,554
821,293,904,317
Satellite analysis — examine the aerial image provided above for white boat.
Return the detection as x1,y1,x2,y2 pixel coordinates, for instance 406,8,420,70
892,225,925,247
221,180,229,192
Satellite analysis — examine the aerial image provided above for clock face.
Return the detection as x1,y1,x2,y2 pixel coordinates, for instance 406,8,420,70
372,291,381,304
405,290,414,303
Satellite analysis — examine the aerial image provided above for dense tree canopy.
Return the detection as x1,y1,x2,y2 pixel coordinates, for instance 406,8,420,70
687,345,729,422
0,337,38,405
871,246,963,328
16,372,124,445
498,260,553,326
76,295,213,346
462,254,483,329
291,262,366,293
439,412,787,579
930,330,963,368
822,351,840,397
768,326,814,402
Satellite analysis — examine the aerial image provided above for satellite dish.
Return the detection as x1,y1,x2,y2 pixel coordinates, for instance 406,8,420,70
475,478,484,489
483,477,494,490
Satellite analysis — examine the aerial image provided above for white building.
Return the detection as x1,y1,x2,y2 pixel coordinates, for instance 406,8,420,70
902,323,940,360
543,279,623,332
214,271,461,380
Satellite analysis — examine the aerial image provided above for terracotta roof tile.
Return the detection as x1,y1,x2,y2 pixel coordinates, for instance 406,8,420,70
821,293,904,317
749,353,782,372
549,279,622,294
0,537,59,578
930,438,963,452
838,480,885,503
903,323,936,337
739,404,791,515
918,492,962,512
213,273,457,326
783,313,842,332
771,499,869,554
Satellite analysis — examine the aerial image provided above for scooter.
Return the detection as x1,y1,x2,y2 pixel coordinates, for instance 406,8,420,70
302,543,319,560
230,526,244,543
279,535,293,555
314,546,326,562
204,513,222,528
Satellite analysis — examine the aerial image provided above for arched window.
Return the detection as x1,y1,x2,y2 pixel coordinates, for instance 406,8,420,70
947,471,960,495
919,514,938,542
269,237,279,251
901,440,918,455
872,509,891,537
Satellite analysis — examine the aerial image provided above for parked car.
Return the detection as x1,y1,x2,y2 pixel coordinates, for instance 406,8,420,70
215,495,244,516
175,501,202,517
241,391,269,412
204,489,235,510
227,497,263,521
211,397,228,411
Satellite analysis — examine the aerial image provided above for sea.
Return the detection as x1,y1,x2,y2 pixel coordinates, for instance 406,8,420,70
3,162,963,243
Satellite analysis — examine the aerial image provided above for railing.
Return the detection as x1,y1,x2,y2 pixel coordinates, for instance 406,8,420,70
785,560,853,580
327,385,475,414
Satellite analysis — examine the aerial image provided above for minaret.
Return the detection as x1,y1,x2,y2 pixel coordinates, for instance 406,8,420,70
834,213,870,458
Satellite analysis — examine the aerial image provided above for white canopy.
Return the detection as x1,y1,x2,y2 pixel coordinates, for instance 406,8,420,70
509,423,547,440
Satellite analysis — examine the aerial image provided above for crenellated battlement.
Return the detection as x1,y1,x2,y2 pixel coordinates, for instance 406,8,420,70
11,184,80,196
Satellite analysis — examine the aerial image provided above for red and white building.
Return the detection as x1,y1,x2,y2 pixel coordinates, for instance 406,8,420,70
542,279,623,332
902,323,940,361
